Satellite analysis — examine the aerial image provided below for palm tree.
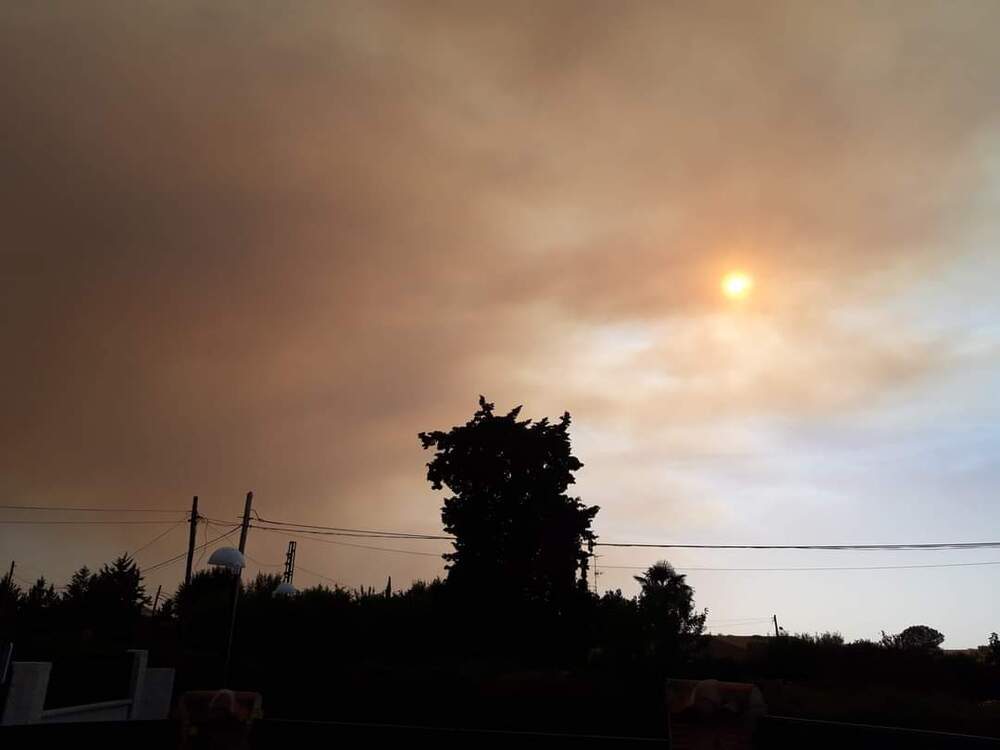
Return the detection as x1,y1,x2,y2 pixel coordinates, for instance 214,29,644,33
634,561,707,665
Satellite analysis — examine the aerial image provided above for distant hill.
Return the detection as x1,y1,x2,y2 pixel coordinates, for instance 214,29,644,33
701,634,770,661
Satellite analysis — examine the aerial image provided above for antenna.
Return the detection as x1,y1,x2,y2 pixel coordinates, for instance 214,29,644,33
283,540,297,584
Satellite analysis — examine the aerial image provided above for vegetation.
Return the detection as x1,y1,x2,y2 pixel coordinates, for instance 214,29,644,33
880,624,946,652
419,396,598,611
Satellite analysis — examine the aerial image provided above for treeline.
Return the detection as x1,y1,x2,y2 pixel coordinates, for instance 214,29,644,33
701,630,1000,735
5,555,999,682
702,629,1000,689
3,555,1000,732
0,555,150,650
0,555,706,730
1,556,708,669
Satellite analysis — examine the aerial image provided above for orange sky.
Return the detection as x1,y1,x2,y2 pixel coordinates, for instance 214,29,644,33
2,1,1000,646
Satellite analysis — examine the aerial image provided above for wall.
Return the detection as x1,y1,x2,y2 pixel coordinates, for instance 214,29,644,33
0,650,173,725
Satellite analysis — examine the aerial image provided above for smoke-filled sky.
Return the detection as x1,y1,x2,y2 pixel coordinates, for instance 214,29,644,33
3,1,1000,647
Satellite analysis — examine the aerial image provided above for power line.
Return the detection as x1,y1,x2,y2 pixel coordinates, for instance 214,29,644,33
144,549,196,575
11,574,66,591
600,560,1000,572
244,553,280,569
596,541,1000,551
201,517,241,527
194,521,210,570
252,526,445,558
704,616,773,622
131,521,186,556
246,511,1000,553
144,526,240,574
250,514,452,541
0,519,182,526
295,563,344,587
252,525,451,541
242,552,343,587
0,504,185,513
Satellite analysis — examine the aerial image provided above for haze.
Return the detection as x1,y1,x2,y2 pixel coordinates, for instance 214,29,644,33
2,1,1000,647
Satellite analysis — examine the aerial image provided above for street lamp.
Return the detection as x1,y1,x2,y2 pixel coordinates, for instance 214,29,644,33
208,547,246,573
208,547,246,686
273,581,298,597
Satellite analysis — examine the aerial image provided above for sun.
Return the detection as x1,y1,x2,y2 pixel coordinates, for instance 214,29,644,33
722,271,753,300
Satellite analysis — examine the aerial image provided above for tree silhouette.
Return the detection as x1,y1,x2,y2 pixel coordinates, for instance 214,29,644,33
0,572,19,608
15,577,59,640
22,577,59,610
0,572,18,635
419,396,599,612
87,555,149,639
592,589,643,665
63,566,94,606
244,572,283,600
881,625,945,652
172,568,240,650
987,632,1000,667
91,555,149,612
634,561,706,665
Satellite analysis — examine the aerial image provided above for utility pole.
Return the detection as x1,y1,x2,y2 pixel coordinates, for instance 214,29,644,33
773,614,780,638
282,541,297,584
184,496,199,586
222,491,251,690
223,489,252,689
586,539,596,595
152,585,162,613
238,491,253,554
5,561,13,585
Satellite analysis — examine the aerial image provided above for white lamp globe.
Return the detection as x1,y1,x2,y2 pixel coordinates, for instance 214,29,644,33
207,547,246,572
273,581,298,597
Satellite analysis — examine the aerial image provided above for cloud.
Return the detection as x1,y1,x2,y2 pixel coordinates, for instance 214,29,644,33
1,1,998,592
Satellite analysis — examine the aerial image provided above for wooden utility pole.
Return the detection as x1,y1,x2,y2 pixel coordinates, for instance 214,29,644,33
152,585,162,613
5,561,13,584
585,539,600,595
184,496,199,585
773,614,780,637
238,491,253,554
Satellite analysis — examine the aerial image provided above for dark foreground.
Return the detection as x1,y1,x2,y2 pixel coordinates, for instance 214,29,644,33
3,716,1000,750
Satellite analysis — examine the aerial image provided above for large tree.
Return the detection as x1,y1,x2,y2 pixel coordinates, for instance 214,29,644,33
86,555,149,639
22,577,59,611
419,397,599,611
91,555,149,613
881,624,945,653
63,566,94,606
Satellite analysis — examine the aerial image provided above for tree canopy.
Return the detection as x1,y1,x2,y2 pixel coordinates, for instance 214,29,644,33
419,396,599,610
881,625,945,653
634,561,706,663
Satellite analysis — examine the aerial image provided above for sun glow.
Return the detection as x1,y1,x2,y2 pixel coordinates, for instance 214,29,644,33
722,271,753,299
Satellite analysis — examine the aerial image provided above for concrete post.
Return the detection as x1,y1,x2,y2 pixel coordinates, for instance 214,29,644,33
126,649,148,719
133,668,175,720
1,662,51,725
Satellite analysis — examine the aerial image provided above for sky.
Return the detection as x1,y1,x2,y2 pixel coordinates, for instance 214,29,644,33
2,1,1000,647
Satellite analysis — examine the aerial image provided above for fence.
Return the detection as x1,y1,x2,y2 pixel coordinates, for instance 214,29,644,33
0,649,174,725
